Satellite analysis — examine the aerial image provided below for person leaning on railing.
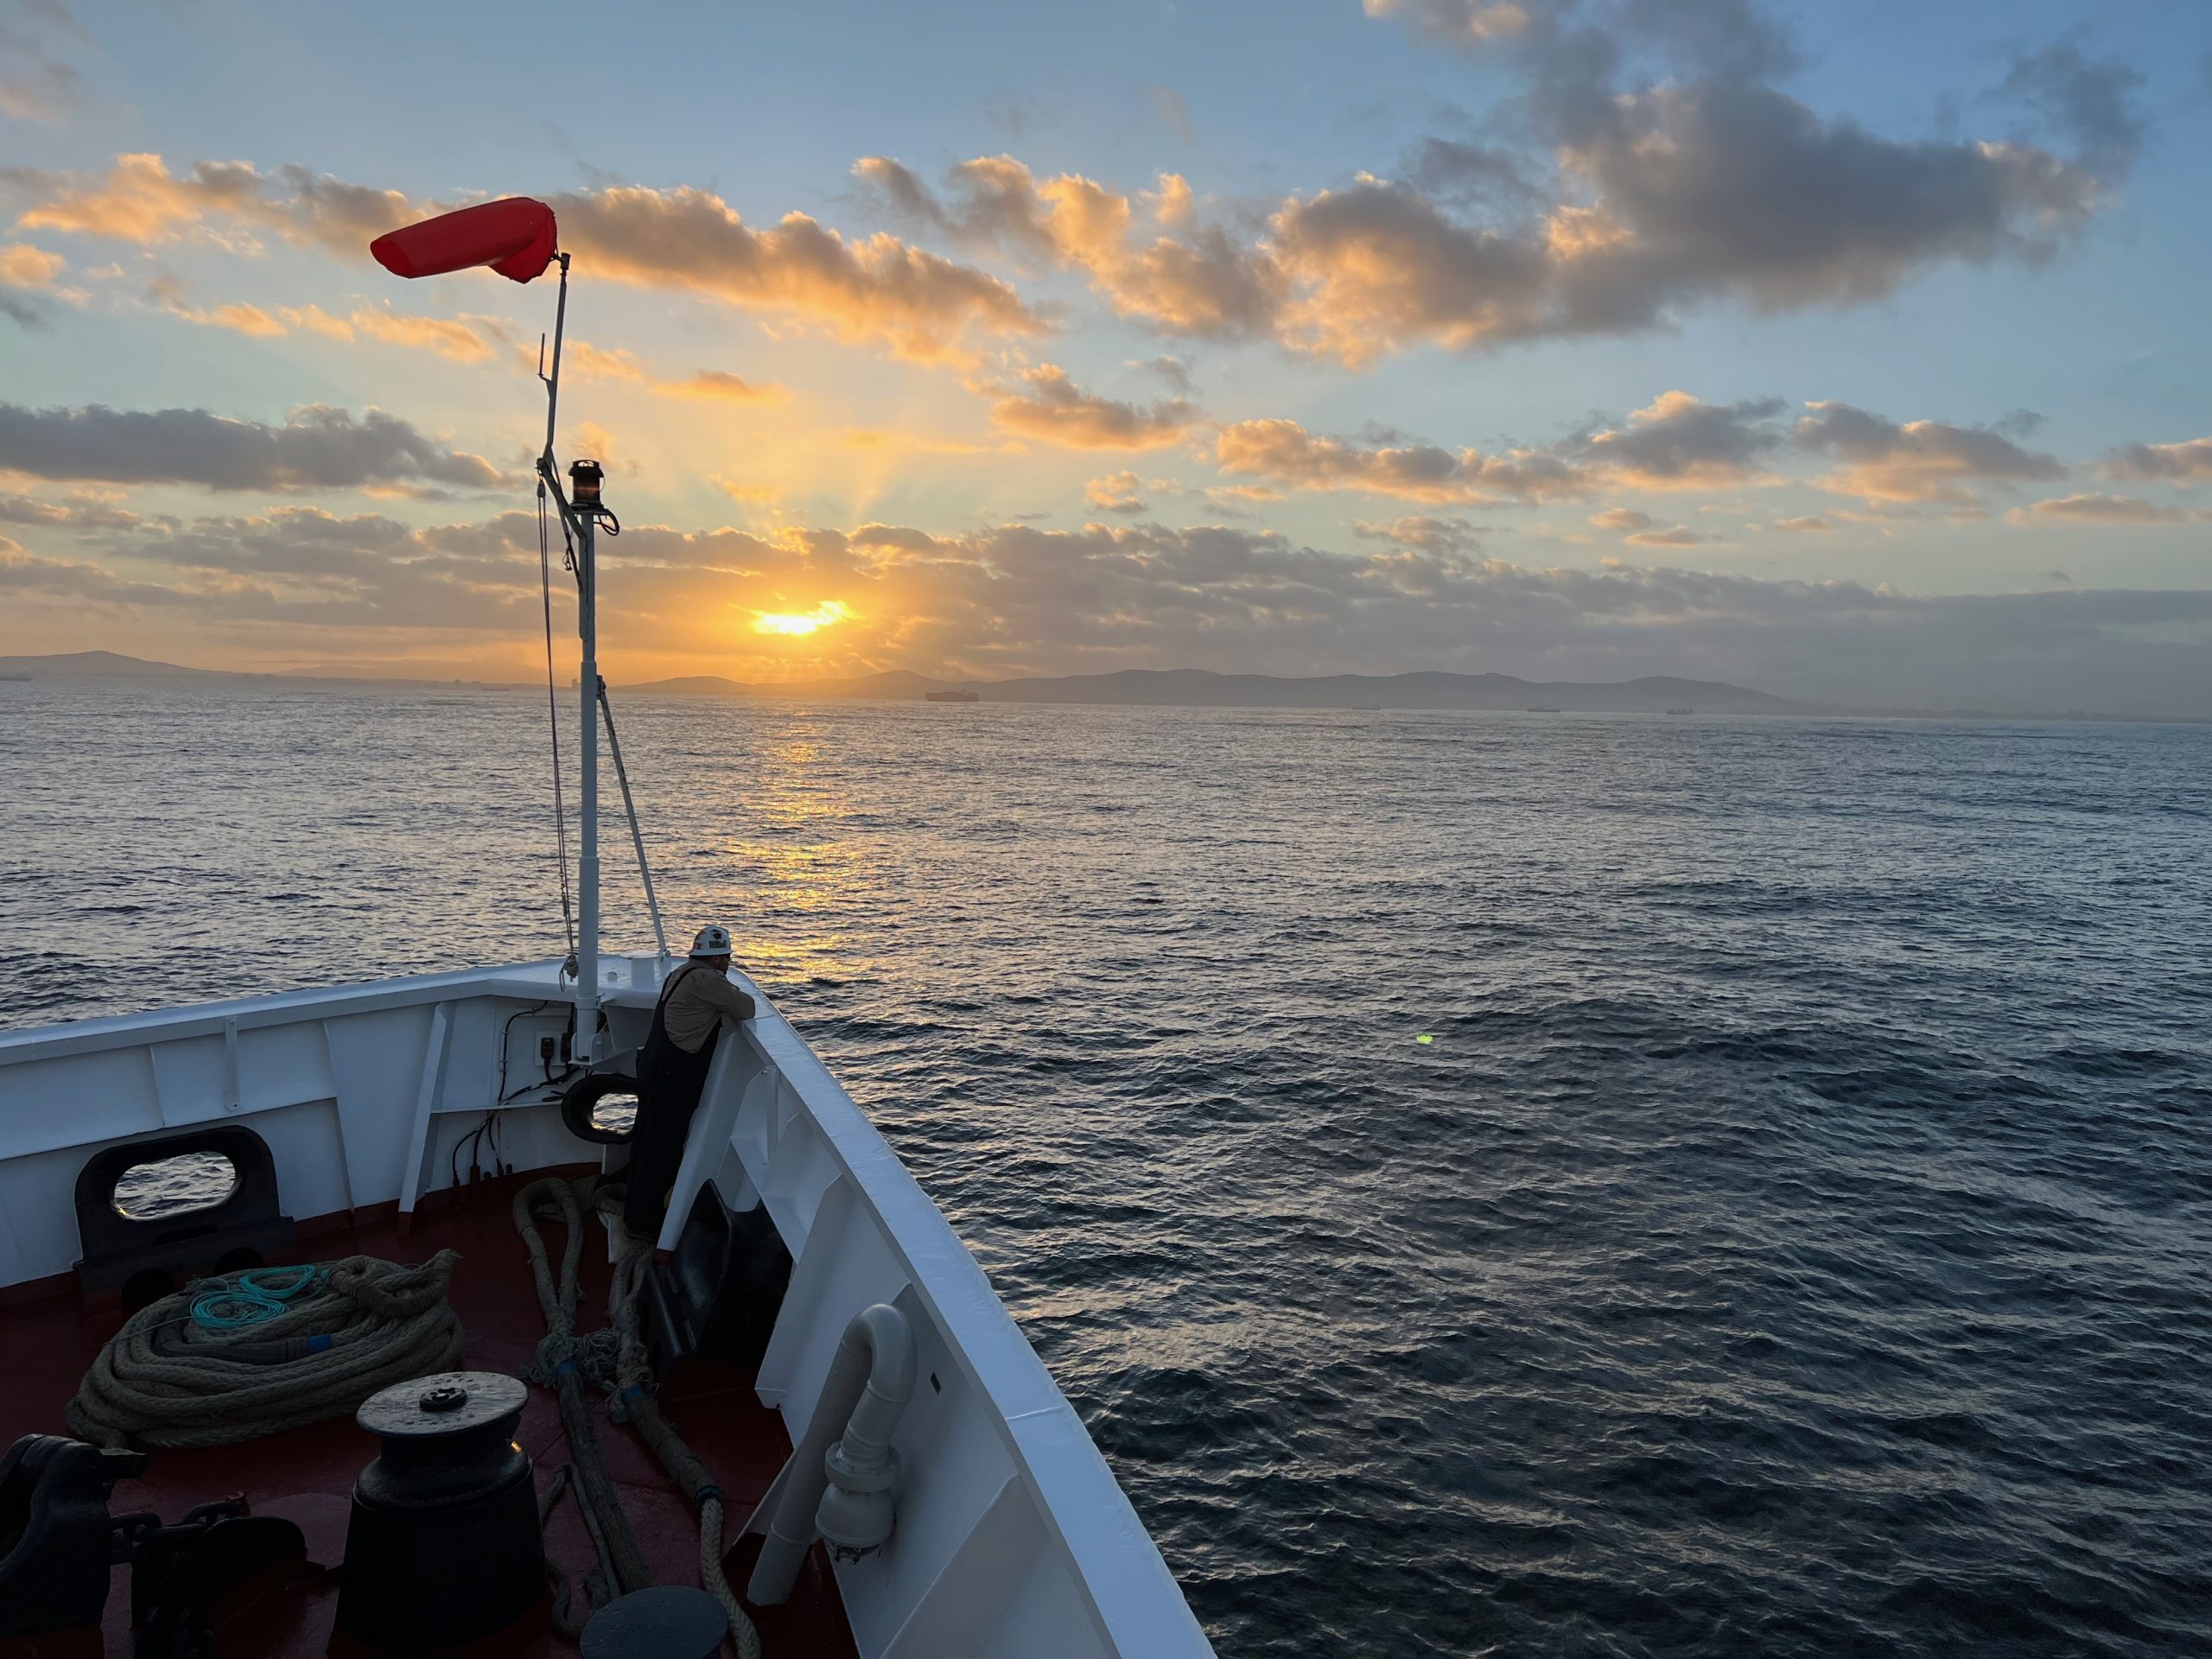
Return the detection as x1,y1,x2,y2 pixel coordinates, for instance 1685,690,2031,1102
624,925,754,1241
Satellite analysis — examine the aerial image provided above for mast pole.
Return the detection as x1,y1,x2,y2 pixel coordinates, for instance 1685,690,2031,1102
538,252,601,1062
575,511,601,1063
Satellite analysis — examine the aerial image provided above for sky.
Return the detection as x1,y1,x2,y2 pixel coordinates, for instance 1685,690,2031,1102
2,0,2209,712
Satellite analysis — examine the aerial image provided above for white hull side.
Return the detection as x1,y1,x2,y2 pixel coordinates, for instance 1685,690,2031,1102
0,957,1213,1659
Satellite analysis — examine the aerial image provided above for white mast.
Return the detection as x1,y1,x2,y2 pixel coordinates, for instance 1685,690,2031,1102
537,252,602,1063
574,512,601,1061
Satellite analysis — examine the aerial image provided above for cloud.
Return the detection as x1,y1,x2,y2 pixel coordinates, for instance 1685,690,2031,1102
1540,82,2097,333
861,16,2104,368
0,0,87,124
663,369,784,402
855,154,1284,340
168,300,288,339
157,296,513,363
163,292,784,403
1353,515,1487,553
2101,436,2212,484
1363,0,1540,48
1133,354,1195,395
1215,391,1781,505
1577,391,1785,489
1337,4,2106,359
714,477,779,504
2005,493,2186,526
0,239,70,327
1148,86,1196,143
0,242,67,287
4,153,409,251
988,365,1198,449
1794,401,2065,504
1266,179,1549,364
0,544,190,608
0,492,145,530
1217,417,1584,502
1773,515,1832,533
1085,471,1147,513
1401,136,1541,213
545,183,1048,361
1590,507,1654,531
348,308,509,363
1624,524,1700,546
1,154,1046,362
1993,44,2146,179
0,402,510,493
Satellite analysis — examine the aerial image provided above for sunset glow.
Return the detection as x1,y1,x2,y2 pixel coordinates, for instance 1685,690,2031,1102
0,4,2206,713
752,601,854,638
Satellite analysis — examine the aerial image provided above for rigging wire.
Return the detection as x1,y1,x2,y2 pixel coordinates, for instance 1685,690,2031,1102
538,479,579,965
597,680,671,961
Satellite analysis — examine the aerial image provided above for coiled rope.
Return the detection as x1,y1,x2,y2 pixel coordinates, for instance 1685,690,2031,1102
67,1252,463,1449
514,1174,762,1658
188,1262,327,1330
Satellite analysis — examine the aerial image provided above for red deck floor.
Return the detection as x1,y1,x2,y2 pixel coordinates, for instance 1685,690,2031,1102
0,1170,858,1656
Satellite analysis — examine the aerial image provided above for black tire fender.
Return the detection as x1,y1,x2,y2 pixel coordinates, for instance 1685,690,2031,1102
561,1072,640,1145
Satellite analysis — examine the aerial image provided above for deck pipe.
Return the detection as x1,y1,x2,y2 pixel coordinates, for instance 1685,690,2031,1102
747,1302,917,1605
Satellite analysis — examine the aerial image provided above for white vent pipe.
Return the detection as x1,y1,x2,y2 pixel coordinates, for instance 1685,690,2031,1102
747,1302,917,1605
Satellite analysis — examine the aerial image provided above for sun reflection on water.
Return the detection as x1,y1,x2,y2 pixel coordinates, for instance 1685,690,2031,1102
722,732,876,983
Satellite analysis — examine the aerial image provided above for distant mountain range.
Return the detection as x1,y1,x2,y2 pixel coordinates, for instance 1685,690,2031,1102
0,651,519,690
626,666,1816,714
0,652,1806,712
3,651,2200,721
0,650,234,678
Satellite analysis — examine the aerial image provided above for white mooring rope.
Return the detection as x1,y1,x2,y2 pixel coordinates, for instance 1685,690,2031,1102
66,1252,464,1449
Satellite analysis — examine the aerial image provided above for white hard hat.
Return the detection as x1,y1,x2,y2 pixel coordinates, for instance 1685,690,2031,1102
690,924,734,958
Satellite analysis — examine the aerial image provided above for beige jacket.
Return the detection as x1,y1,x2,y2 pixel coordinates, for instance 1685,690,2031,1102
662,963,756,1053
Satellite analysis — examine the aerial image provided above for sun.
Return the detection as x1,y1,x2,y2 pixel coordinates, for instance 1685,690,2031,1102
752,601,853,637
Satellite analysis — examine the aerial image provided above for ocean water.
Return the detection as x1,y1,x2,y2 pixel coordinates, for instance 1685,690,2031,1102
4,681,2209,1656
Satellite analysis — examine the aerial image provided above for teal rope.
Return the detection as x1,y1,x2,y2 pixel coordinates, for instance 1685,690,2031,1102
188,1264,328,1331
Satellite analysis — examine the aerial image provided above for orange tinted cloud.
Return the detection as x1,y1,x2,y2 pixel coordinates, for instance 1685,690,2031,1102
546,184,1046,362
988,365,1197,450
664,370,784,402
1796,402,2065,505
0,243,67,288
2005,493,2187,525
164,298,510,363
1085,471,1147,512
1580,392,1785,491
2101,436,2212,484
1216,417,1582,503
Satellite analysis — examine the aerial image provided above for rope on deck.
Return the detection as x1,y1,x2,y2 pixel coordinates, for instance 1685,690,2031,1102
605,1233,763,1659
65,1252,464,1449
515,1173,762,1658
513,1174,654,1630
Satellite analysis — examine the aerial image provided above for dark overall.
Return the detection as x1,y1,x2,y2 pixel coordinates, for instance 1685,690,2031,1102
623,961,723,1238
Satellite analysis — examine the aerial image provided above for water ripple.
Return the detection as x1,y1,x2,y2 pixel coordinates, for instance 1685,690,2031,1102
3,685,2209,1656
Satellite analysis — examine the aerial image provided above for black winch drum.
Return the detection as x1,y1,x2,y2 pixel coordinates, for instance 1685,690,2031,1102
335,1370,544,1649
